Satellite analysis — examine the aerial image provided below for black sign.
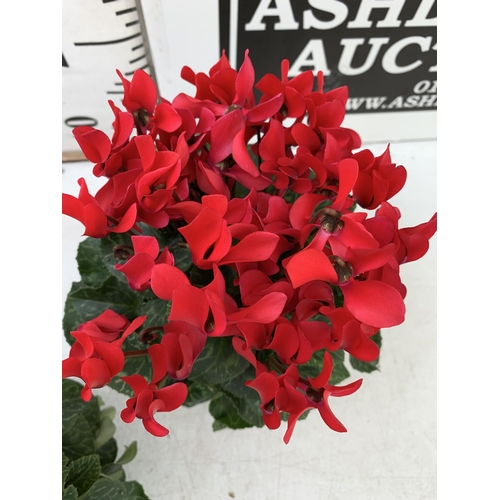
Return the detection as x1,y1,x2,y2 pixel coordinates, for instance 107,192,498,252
219,0,436,113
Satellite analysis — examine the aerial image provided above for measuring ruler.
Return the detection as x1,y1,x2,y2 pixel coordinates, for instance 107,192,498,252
62,0,156,158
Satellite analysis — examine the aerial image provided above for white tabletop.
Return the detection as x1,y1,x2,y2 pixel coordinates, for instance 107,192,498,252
62,139,437,500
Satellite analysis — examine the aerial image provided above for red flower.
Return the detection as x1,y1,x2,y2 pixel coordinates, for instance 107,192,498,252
62,316,146,401
116,235,174,291
352,146,407,210
322,307,380,362
117,69,182,135
284,352,363,444
120,375,187,437
285,247,405,328
75,309,131,342
62,177,138,238
150,321,207,380
246,364,308,432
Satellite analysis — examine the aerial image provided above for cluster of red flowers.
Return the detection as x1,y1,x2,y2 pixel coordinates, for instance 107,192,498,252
62,51,436,443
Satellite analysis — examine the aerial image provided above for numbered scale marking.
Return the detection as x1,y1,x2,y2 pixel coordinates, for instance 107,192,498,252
62,0,156,156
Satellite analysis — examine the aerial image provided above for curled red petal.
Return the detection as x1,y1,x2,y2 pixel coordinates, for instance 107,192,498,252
115,252,156,290
154,102,182,133
143,407,170,437
169,286,209,331
219,232,279,265
317,403,347,433
246,372,280,404
342,280,405,328
150,263,190,301
131,235,159,258
129,69,158,114
62,357,82,379
80,358,111,390
245,93,284,123
232,129,259,177
325,378,363,397
73,127,111,163
308,351,333,389
285,248,338,288
209,109,245,165
154,383,188,411
94,341,125,377
121,374,150,396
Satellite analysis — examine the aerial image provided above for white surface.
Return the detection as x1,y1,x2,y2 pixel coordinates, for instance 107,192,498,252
62,140,437,500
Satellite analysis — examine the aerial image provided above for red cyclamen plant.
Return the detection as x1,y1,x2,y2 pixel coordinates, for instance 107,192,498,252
62,50,437,443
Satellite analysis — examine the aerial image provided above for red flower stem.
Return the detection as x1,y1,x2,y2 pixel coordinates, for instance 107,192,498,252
266,356,312,387
124,349,149,358
255,125,262,167
266,356,286,374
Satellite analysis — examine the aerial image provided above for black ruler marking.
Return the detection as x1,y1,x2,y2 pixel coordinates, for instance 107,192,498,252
129,53,146,64
124,63,149,76
116,7,136,15
74,32,141,46
125,20,140,27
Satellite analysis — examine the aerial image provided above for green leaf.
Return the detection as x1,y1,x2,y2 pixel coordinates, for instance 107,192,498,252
62,379,100,432
94,415,116,449
189,336,250,384
212,420,228,431
99,406,116,422
217,366,264,428
349,331,382,373
101,464,126,482
281,409,311,422
96,437,118,468
189,266,214,288
297,349,328,379
283,189,300,204
62,413,96,461
332,285,344,308
329,350,351,386
115,441,138,466
209,393,252,430
77,237,111,287
86,480,150,500
66,454,101,495
62,453,70,488
62,484,78,500
137,297,171,329
99,232,134,279
122,480,151,500
183,380,214,407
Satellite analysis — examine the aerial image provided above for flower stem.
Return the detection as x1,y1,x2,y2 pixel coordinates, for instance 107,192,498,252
124,349,149,358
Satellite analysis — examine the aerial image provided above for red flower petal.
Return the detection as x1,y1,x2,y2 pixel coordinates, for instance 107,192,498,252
154,102,182,133
285,248,338,288
129,69,158,114
219,232,279,265
209,109,245,165
342,280,405,327
151,263,190,301
80,358,111,390
154,383,188,411
73,127,111,163
232,129,259,177
121,374,150,396
308,351,333,389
